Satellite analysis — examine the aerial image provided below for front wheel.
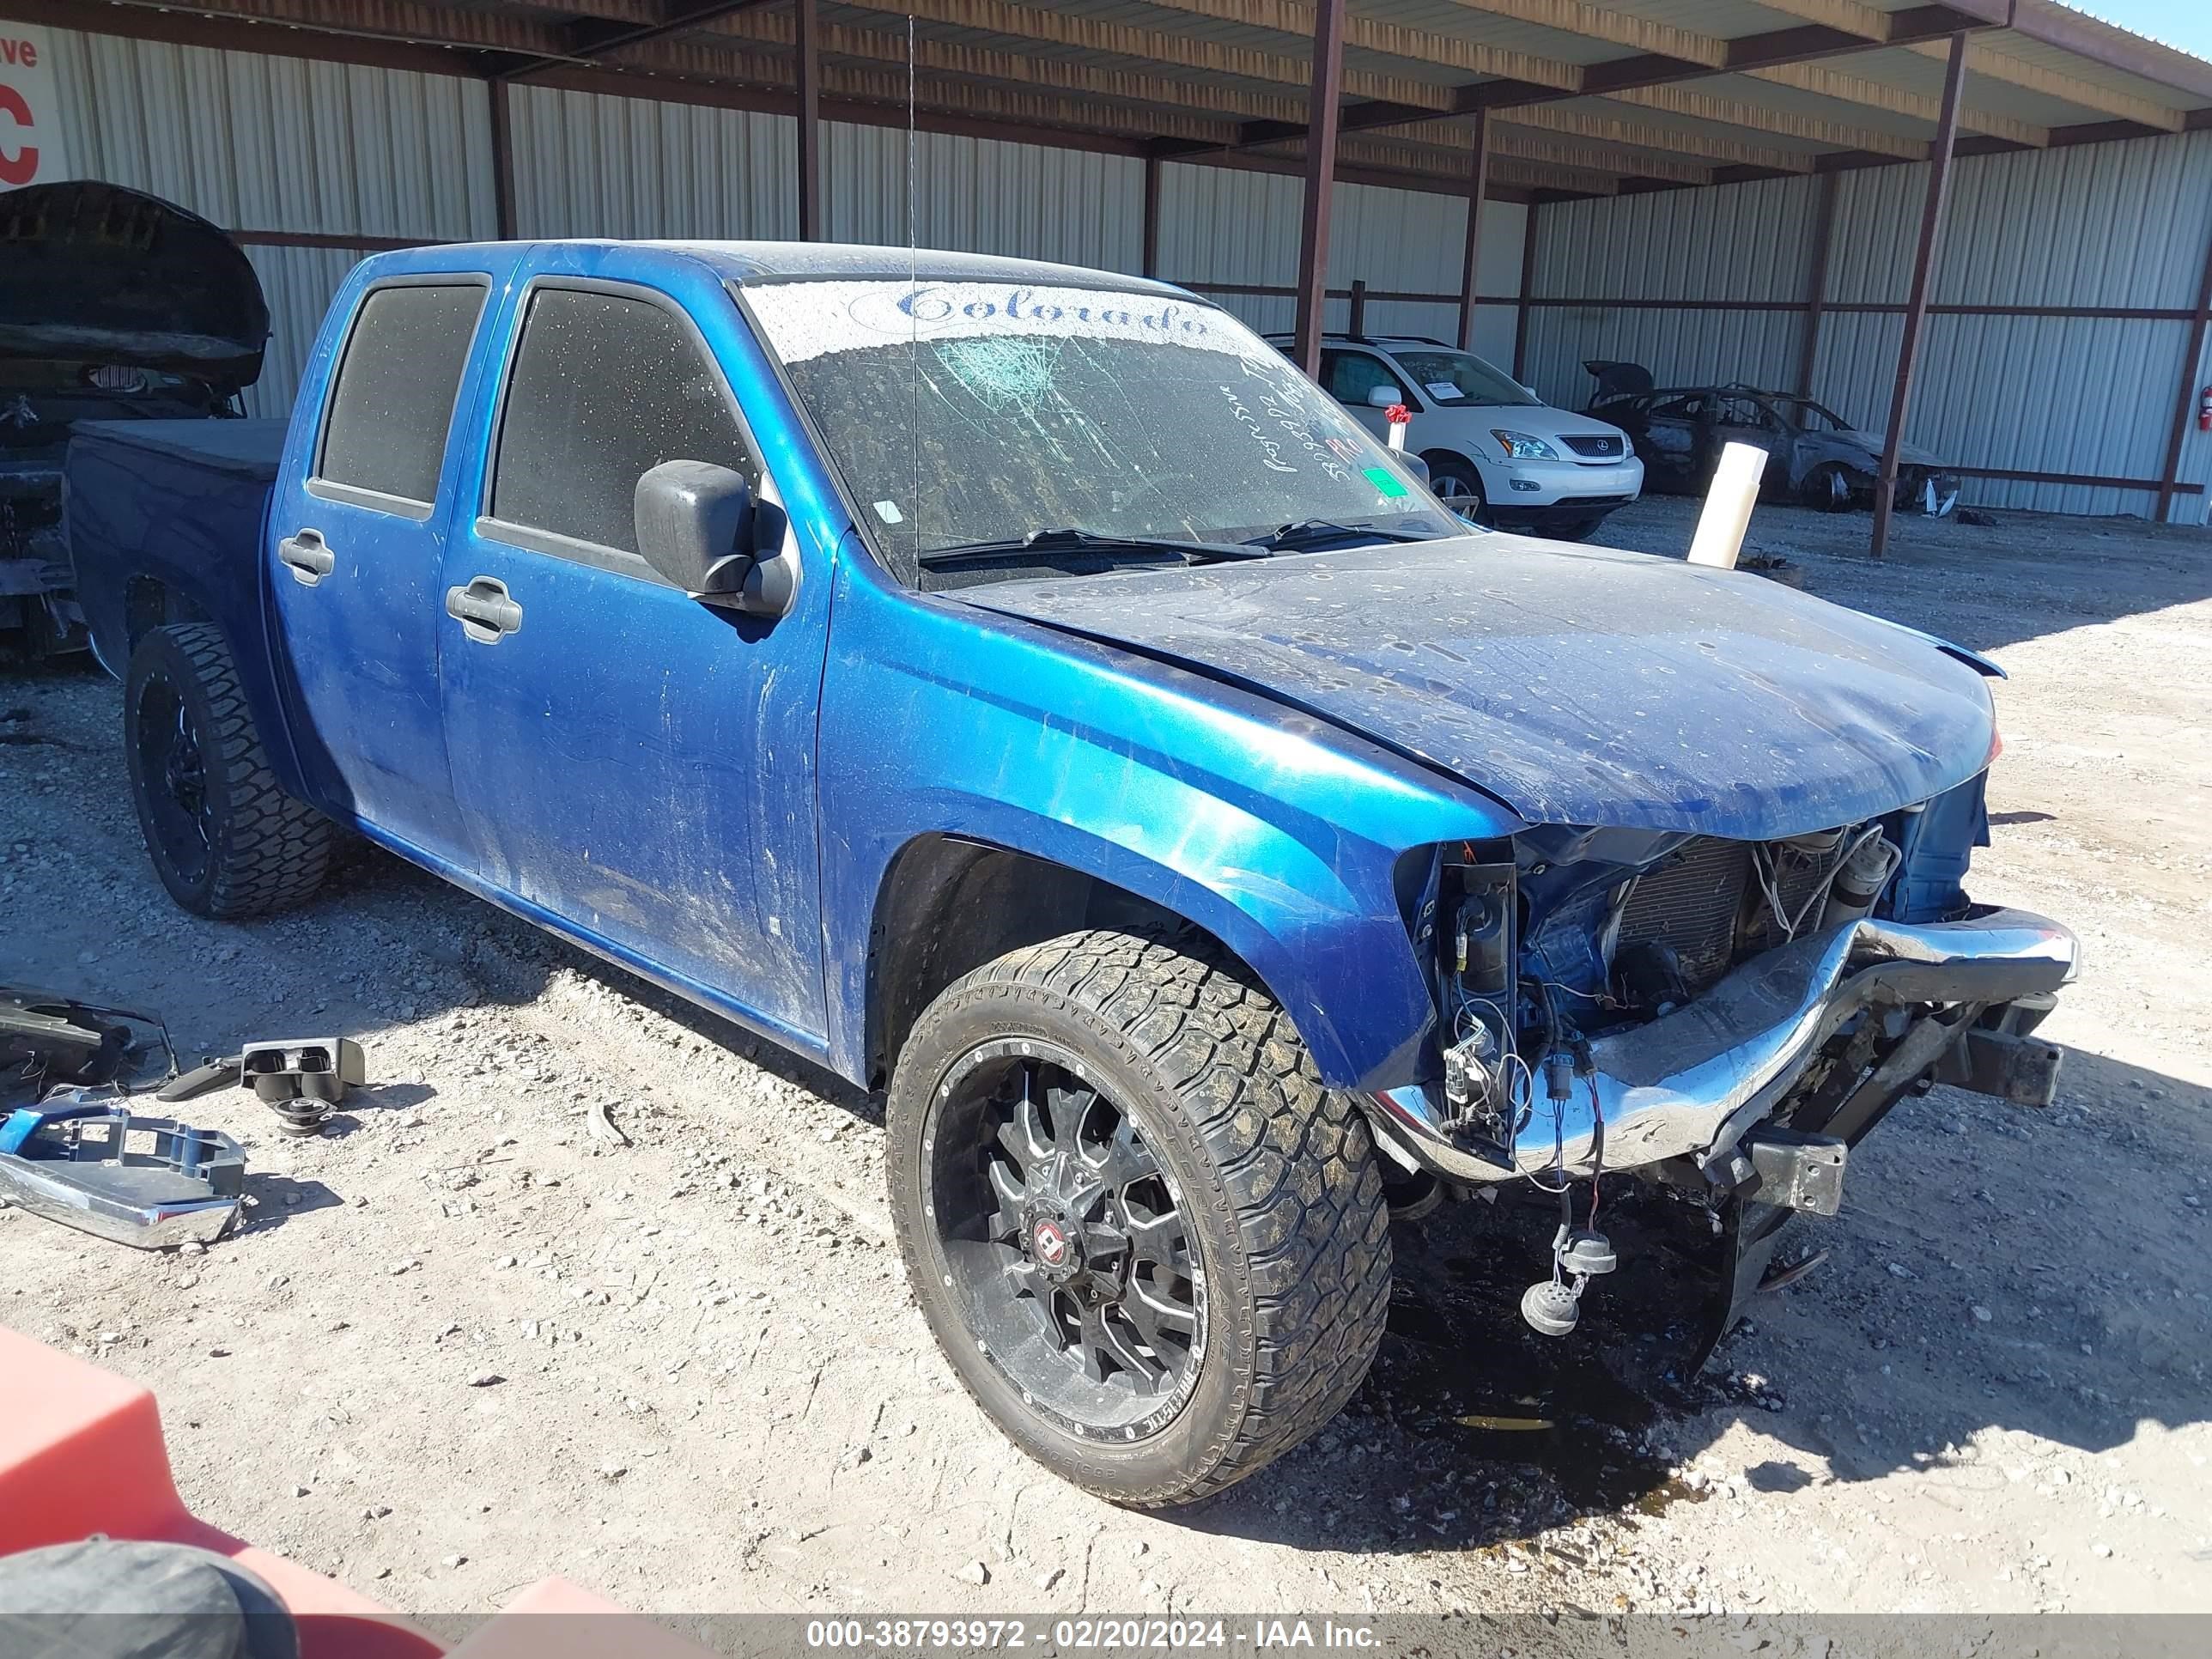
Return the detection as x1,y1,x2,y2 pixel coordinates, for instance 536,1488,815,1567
1802,463,1855,513
1422,453,1492,526
886,930,1393,1507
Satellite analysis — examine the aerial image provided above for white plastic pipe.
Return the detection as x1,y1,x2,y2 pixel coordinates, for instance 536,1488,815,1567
1687,441,1769,570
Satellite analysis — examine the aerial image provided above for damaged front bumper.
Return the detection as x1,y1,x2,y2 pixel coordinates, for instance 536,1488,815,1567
1368,906,2076,1188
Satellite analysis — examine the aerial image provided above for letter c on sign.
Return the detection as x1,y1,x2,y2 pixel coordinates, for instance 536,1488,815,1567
0,82,37,186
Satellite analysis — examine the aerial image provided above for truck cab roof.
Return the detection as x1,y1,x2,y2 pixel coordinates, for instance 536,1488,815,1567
356,239,1199,301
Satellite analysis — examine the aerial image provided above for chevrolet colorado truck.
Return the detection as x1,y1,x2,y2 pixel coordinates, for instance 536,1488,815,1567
66,240,2075,1508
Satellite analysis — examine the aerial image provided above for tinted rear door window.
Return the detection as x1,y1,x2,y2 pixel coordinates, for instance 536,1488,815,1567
489,288,754,556
319,284,485,505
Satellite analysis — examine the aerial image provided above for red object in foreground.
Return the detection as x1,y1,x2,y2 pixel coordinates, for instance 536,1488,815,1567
2198,386,2210,432
0,1323,708,1659
1384,404,1411,426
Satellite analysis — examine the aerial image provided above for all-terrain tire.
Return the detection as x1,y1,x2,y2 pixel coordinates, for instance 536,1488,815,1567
887,928,1394,1507
124,623,333,919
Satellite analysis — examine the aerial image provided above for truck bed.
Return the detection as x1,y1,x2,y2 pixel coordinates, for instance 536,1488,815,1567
66,419,289,678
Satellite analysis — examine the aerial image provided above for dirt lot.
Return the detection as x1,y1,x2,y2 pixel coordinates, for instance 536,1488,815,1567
3,495,2209,1626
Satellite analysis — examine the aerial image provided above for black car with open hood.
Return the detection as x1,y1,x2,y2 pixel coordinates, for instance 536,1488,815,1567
1,180,267,659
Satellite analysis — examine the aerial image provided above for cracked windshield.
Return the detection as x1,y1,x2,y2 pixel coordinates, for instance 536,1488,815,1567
743,277,1458,587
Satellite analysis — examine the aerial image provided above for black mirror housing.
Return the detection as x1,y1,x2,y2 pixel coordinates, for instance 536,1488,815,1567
635,460,755,599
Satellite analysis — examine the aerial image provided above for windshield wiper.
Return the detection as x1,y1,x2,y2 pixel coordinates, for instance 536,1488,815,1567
916,528,1271,568
1245,519,1442,552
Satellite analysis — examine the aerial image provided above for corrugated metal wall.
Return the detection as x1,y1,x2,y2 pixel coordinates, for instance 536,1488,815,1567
1525,132,2212,520
1158,162,1527,362
1524,176,1815,409
31,26,1532,417
508,86,1144,268
45,20,2199,520
46,27,500,416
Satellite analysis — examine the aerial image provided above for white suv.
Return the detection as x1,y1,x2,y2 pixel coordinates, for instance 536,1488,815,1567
1274,333,1644,541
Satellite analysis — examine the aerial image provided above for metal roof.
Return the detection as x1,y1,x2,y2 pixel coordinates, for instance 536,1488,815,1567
10,0,2210,202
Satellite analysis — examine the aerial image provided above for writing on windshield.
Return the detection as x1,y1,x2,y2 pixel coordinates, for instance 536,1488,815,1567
744,279,1454,586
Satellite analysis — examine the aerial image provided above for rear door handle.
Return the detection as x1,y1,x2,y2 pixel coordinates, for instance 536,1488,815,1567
445,575,524,644
278,529,336,586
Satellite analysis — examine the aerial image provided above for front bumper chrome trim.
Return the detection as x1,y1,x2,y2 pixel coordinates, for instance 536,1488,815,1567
1368,907,2077,1184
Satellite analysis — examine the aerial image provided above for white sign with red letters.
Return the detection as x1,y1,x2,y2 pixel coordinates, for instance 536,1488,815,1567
1,26,68,191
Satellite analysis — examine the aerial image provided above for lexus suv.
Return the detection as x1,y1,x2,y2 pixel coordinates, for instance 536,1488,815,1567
1273,331,1644,540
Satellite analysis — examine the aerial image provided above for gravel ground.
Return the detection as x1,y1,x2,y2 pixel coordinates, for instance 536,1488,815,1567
2,495,2208,1626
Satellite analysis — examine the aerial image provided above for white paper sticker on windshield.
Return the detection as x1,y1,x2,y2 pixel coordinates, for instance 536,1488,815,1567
872,501,903,524
746,280,1274,367
1424,381,1463,400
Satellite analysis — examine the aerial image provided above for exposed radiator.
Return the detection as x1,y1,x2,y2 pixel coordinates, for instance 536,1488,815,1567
1618,839,1750,993
1618,836,1850,994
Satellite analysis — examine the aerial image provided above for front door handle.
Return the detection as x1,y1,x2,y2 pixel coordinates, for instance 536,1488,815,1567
278,529,336,586
445,575,524,644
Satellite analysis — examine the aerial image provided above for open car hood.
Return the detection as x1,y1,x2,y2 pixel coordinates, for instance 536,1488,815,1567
961,536,1996,838
0,182,268,391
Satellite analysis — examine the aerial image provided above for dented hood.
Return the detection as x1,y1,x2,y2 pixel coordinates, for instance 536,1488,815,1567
962,535,1996,837
0,182,268,389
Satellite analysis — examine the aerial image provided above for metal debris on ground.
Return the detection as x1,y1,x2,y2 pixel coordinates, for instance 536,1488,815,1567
0,1099,244,1249
240,1036,366,1136
588,1099,630,1146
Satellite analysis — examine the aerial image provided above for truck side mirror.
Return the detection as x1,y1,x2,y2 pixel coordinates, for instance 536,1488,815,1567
633,459,798,619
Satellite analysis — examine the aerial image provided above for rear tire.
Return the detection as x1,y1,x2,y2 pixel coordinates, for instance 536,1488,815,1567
886,929,1393,1507
124,623,333,919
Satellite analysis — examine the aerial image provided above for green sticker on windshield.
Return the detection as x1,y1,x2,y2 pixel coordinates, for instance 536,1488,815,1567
1363,465,1411,499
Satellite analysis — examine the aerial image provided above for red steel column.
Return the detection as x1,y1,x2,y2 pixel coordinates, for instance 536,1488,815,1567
795,0,821,241
1795,169,1839,396
1870,31,1967,559
1511,200,1540,382
488,76,518,241
1141,154,1162,278
1455,106,1494,352
1291,0,1347,376
2154,222,2212,524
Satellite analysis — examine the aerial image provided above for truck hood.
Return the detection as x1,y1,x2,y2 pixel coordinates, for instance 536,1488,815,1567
959,535,1996,838
0,182,268,391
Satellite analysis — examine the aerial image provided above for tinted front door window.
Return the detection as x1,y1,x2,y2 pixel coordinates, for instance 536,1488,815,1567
490,288,754,556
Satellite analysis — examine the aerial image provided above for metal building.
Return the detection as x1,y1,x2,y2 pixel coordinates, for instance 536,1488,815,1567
3,0,2209,532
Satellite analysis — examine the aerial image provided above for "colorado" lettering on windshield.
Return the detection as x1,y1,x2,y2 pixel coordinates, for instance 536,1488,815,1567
896,286,1209,338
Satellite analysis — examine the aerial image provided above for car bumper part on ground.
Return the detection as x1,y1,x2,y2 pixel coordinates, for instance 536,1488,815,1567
1369,907,2078,1188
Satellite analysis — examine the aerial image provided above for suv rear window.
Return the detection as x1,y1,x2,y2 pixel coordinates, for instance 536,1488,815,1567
319,283,485,505
489,287,754,556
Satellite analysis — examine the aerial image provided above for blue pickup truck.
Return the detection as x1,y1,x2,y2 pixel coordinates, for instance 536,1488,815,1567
65,239,2074,1507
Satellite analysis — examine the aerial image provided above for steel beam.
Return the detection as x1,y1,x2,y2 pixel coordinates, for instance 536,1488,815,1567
1456,108,1493,351
1512,201,1540,380
488,76,519,240
1140,155,1162,278
1870,32,1966,559
1291,0,1346,376
1795,169,1838,395
2154,223,2212,524
795,0,820,240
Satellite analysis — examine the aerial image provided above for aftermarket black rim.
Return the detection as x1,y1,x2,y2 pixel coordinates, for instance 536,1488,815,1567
922,1040,1205,1442
134,670,214,885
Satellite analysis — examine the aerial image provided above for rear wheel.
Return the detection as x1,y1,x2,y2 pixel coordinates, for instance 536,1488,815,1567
887,929,1393,1507
124,623,333,919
